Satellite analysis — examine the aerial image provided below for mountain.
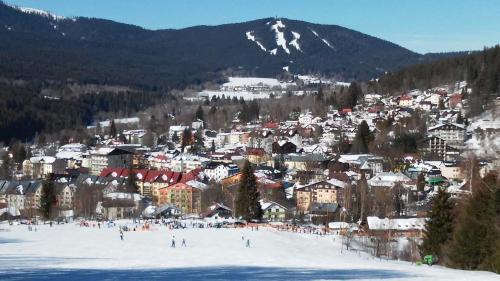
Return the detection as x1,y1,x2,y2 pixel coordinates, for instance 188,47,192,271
0,2,457,89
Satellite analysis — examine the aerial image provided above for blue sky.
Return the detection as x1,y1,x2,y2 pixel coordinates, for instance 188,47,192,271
5,0,500,53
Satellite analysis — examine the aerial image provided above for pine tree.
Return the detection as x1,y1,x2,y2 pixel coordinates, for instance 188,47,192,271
356,173,369,224
0,152,12,180
446,175,499,271
181,128,193,151
126,169,140,194
235,160,262,221
192,130,205,153
109,119,117,138
171,131,180,143
195,105,205,121
419,188,454,260
351,120,371,153
40,173,57,220
210,140,215,153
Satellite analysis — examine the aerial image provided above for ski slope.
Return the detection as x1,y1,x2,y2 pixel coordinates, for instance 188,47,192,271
0,222,498,280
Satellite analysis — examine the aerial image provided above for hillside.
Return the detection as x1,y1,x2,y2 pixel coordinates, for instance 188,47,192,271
0,222,498,280
0,2,456,89
373,45,500,116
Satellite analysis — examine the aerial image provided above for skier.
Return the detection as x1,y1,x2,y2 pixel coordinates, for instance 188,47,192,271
119,229,124,241
241,234,245,241
182,238,186,247
246,239,250,248
171,238,176,248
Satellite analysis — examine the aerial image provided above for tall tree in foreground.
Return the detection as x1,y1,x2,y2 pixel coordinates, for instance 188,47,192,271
446,172,499,272
419,188,454,260
235,160,262,221
40,173,57,220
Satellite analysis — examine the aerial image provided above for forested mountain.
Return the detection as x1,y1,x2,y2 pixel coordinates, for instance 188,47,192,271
372,46,500,116
1,2,457,88
0,81,170,143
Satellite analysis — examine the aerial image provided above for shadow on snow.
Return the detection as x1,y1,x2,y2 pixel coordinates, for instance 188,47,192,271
0,263,415,281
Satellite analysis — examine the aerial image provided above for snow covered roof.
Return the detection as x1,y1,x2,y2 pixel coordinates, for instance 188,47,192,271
367,216,426,231
368,172,412,187
29,156,56,164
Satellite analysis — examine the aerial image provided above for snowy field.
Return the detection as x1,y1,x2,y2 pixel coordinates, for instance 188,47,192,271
0,222,498,281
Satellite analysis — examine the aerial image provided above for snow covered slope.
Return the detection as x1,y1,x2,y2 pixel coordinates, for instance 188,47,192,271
0,222,497,280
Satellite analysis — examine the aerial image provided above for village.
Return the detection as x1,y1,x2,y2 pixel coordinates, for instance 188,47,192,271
0,76,499,262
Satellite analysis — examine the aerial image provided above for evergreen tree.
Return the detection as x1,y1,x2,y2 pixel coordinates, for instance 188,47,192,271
195,105,205,121
446,175,499,271
316,83,324,102
126,169,140,194
109,119,117,138
210,140,216,153
419,188,454,259
351,120,371,153
171,131,180,143
0,152,12,180
347,82,362,108
235,160,262,221
181,128,193,151
392,182,405,216
192,130,205,153
40,173,57,220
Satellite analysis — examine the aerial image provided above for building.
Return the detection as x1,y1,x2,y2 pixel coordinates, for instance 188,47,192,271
168,125,190,141
122,130,157,147
89,148,134,176
419,136,460,161
22,156,65,179
399,95,413,107
260,200,288,222
158,182,202,214
170,154,210,172
203,162,239,182
216,131,250,147
428,123,466,148
295,179,345,212
367,172,412,188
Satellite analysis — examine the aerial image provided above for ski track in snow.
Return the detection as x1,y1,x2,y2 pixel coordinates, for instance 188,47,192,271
270,20,290,54
289,31,302,52
0,222,498,281
245,31,267,52
310,28,335,50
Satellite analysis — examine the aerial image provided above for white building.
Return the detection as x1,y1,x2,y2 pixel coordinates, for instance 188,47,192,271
203,162,239,182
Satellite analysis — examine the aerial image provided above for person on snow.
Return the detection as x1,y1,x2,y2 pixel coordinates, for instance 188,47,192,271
182,238,186,247
241,234,245,241
171,238,176,248
119,229,124,241
246,239,250,248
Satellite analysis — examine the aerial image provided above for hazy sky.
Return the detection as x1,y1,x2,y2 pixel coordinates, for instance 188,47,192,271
6,0,500,53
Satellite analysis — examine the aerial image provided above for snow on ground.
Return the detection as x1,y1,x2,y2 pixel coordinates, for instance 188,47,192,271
223,77,290,88
309,28,335,50
15,7,65,20
199,90,272,101
245,31,267,52
289,31,302,52
270,20,290,54
0,222,498,281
